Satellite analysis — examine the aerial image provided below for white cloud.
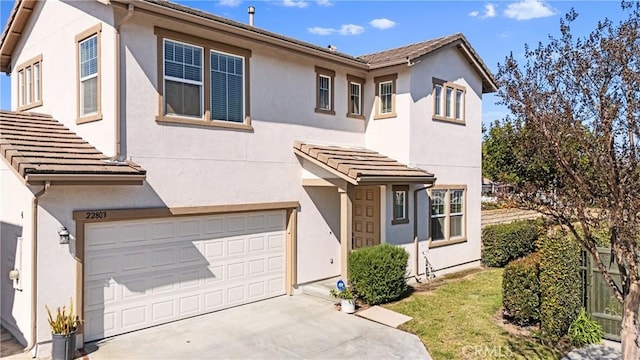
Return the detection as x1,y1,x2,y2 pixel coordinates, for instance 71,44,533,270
484,3,496,18
308,27,335,35
218,0,241,6
317,0,333,6
282,0,308,8
340,24,364,35
308,24,365,36
504,0,555,20
469,3,496,19
369,18,396,30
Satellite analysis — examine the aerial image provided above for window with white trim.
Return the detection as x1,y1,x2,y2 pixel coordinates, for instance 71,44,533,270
392,185,409,225
315,67,335,114
347,74,365,119
374,74,397,119
16,55,42,111
155,28,251,129
79,35,99,117
211,51,245,122
164,39,203,118
430,187,466,242
76,24,102,123
433,79,465,123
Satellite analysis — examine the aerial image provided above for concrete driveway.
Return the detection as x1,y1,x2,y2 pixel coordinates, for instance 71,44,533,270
82,295,430,359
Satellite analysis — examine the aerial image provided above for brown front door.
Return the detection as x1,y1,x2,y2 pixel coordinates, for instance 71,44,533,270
352,186,380,249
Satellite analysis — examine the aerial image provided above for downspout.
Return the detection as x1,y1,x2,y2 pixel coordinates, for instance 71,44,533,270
413,183,434,280
24,181,50,354
110,4,134,161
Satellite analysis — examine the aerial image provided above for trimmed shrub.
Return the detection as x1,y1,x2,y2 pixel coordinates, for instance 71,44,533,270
348,244,409,305
539,230,582,343
482,219,540,267
568,308,604,347
503,252,541,325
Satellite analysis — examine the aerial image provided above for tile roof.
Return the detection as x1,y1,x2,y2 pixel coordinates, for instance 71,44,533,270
360,33,497,93
132,0,366,65
0,111,146,185
294,141,434,185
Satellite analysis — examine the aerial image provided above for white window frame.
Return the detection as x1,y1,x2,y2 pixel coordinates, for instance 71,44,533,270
16,55,43,111
79,35,99,117
429,186,467,246
318,75,331,111
76,24,102,124
210,48,245,123
379,81,393,114
392,185,409,225
432,79,466,124
349,82,361,116
163,38,204,119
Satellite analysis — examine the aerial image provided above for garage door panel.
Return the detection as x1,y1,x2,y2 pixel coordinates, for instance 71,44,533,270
84,210,287,342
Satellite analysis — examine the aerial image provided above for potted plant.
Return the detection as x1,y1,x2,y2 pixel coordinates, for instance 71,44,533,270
330,287,356,314
45,299,80,360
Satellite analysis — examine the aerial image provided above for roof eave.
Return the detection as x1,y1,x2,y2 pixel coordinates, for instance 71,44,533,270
0,0,38,74
25,173,146,185
357,176,436,185
111,0,369,70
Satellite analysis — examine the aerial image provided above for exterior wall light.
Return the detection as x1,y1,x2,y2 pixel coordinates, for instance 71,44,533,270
58,227,70,244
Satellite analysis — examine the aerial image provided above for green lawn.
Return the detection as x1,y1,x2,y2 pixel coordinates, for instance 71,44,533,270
385,268,563,359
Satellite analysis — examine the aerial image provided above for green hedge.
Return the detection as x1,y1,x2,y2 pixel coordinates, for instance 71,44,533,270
503,252,541,325
348,244,409,305
539,230,582,343
482,219,540,267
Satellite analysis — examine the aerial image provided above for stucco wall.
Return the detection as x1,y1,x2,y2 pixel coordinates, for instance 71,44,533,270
407,46,485,275
9,0,116,156
0,161,35,345
119,13,368,284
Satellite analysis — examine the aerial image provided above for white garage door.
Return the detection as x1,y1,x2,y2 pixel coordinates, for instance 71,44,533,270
83,210,286,342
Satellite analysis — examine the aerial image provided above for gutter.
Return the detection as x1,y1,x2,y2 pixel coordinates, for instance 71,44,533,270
413,183,435,278
24,181,50,354
111,4,135,161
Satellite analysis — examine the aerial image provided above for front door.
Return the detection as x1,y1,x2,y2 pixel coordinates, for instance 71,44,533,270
352,186,380,249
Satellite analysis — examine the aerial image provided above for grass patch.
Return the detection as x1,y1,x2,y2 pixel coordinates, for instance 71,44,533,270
385,268,563,359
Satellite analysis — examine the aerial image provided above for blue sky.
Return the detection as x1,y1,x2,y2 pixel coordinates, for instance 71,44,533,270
0,0,629,127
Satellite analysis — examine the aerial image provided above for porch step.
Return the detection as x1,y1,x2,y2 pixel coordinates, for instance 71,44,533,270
300,276,341,303
1,326,25,358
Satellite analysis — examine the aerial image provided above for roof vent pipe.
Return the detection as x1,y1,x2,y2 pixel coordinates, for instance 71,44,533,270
248,6,255,26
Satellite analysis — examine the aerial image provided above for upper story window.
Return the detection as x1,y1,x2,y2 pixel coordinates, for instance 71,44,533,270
433,78,465,124
430,186,466,245
211,51,244,122
76,24,102,124
163,39,203,118
392,185,409,225
374,74,397,120
315,67,335,115
155,28,252,130
16,55,42,111
347,74,365,119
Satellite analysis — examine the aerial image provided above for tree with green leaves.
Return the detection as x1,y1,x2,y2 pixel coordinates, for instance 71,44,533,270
497,3,640,357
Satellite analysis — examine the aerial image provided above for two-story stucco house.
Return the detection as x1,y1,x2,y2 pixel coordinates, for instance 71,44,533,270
0,0,497,355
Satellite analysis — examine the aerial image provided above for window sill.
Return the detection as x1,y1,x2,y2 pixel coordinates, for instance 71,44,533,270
374,112,397,120
77,113,103,124
391,218,409,225
17,100,43,112
429,237,467,248
315,108,336,116
432,116,465,126
156,115,253,131
347,113,365,120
